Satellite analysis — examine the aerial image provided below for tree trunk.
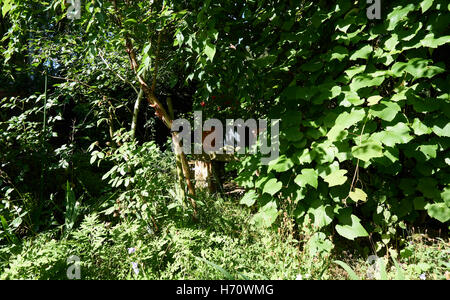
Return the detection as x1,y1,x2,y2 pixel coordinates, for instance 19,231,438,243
113,0,196,216
131,88,143,139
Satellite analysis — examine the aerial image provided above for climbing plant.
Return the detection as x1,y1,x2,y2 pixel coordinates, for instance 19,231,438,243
182,0,450,249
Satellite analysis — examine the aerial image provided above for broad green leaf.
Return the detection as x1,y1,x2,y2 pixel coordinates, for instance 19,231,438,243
240,190,258,207
367,95,382,106
420,33,450,49
392,58,446,79
204,42,216,61
411,118,432,136
252,201,278,228
386,4,415,31
418,144,438,159
283,127,304,142
294,168,318,189
349,188,368,202
425,203,450,223
384,34,399,52
335,215,369,240
418,178,440,199
369,101,401,122
308,203,334,229
262,178,282,196
371,123,413,147
349,45,373,60
345,65,365,79
268,155,294,173
406,58,445,79
350,74,385,91
337,108,366,128
327,108,365,141
293,148,315,165
420,0,434,13
313,141,338,164
432,122,450,137
352,141,383,162
2,0,12,17
324,169,348,187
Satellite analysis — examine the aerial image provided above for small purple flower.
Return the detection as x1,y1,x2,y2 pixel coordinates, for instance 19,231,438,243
128,247,136,254
131,262,139,275
419,273,426,280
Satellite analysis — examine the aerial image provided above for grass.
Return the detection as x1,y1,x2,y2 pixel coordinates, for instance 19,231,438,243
0,193,448,280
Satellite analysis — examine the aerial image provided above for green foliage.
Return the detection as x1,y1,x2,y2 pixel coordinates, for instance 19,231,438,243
0,197,306,280
90,132,181,223
214,0,450,249
0,0,448,280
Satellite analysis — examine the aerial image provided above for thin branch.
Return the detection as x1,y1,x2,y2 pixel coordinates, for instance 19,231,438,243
151,31,163,93
98,50,140,95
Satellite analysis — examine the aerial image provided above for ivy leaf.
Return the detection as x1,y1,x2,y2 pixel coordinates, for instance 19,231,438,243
335,215,369,240
294,168,318,189
262,178,282,196
349,188,368,203
352,141,384,162
324,169,348,187
240,190,258,207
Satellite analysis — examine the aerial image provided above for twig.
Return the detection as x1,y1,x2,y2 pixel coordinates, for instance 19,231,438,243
98,50,140,95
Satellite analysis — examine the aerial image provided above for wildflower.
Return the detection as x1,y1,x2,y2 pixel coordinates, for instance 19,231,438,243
295,274,303,280
131,262,139,275
419,273,426,280
128,247,136,254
